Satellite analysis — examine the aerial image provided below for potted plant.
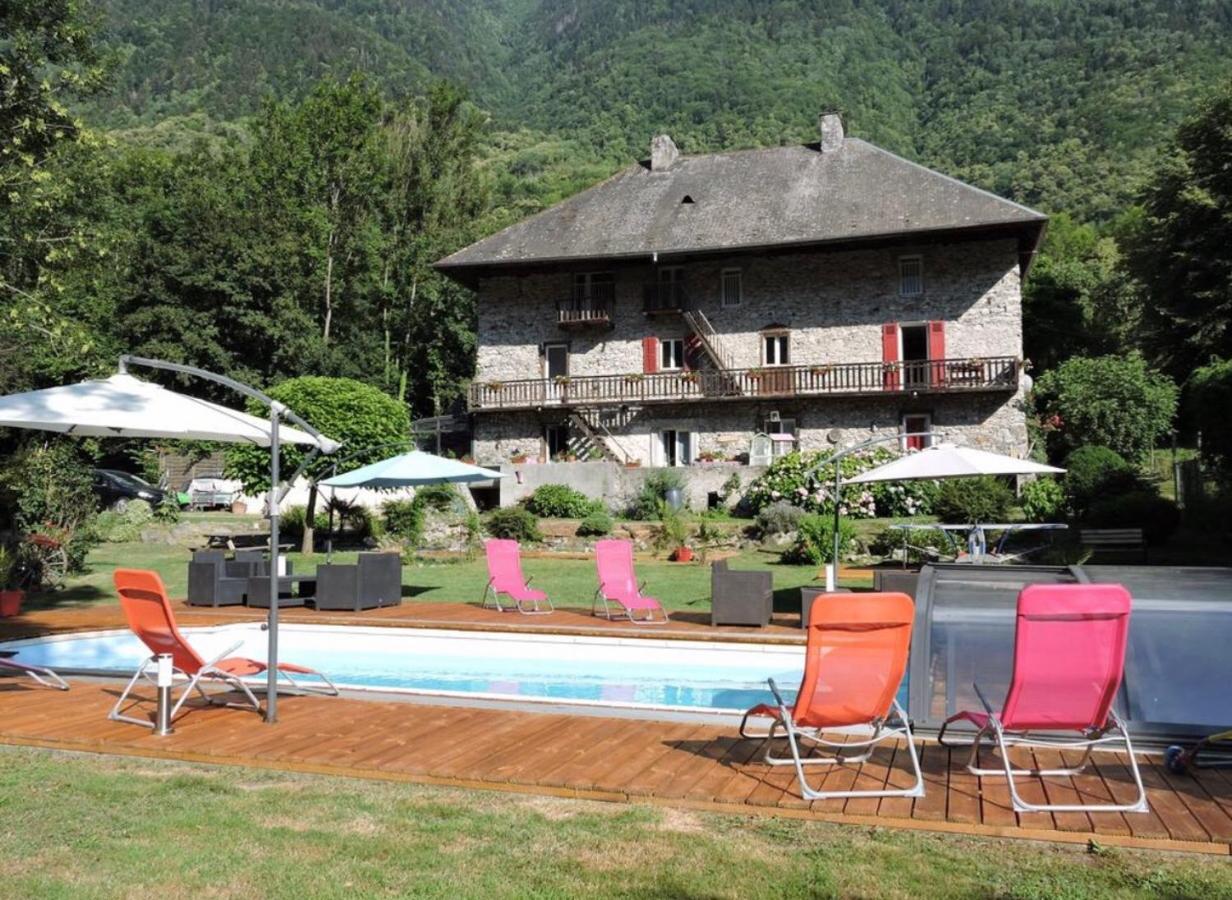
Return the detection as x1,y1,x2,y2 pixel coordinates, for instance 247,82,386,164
653,504,693,562
0,545,23,618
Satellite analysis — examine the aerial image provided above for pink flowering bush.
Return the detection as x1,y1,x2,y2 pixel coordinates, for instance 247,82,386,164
745,448,938,518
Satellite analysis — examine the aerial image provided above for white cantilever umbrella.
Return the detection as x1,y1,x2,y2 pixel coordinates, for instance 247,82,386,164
0,373,323,446
0,360,340,724
843,443,1064,484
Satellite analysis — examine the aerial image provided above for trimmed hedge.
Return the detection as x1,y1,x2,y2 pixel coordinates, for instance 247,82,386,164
934,476,1013,524
523,483,601,519
1064,446,1140,514
485,507,543,543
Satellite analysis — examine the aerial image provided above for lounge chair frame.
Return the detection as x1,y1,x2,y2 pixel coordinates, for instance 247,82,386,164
481,575,553,615
740,677,924,801
0,658,69,691
592,582,669,625
937,683,1148,814
109,639,339,729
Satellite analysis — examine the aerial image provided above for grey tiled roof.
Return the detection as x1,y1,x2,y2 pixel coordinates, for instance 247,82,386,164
436,138,1046,273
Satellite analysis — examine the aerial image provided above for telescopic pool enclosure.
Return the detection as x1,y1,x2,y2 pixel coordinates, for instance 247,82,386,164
910,563,1232,743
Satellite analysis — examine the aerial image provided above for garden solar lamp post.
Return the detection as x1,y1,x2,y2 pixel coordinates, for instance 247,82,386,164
818,429,939,592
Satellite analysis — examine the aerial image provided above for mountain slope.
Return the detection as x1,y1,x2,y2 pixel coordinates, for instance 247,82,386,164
88,0,1232,220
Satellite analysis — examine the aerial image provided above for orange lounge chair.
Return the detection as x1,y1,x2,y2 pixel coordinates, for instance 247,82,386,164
109,568,337,728
740,591,923,801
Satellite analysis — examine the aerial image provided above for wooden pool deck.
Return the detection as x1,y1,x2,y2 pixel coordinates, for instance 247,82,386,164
0,600,809,644
3,603,1232,856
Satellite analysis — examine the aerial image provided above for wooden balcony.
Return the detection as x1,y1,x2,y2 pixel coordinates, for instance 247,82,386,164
556,297,614,329
469,356,1020,411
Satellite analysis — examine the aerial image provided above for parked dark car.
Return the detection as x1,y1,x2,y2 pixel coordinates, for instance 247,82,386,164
91,469,172,510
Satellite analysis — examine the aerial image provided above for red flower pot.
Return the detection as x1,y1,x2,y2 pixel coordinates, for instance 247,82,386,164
0,589,25,618
670,547,694,563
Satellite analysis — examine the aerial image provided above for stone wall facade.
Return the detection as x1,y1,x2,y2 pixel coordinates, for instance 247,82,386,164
470,235,1028,467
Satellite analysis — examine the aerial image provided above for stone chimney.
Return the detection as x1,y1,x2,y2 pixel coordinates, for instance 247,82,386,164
818,112,844,152
650,134,679,171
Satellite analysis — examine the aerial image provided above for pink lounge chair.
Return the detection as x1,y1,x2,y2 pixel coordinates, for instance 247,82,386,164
593,539,669,625
481,539,552,615
937,583,1148,814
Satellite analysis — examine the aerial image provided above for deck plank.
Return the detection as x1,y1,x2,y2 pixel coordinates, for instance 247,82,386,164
0,682,1226,856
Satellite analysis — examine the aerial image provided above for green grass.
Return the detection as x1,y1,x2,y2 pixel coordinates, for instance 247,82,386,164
28,541,850,615
0,747,1227,899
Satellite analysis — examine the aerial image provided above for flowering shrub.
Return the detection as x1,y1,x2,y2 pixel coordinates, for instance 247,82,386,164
744,448,937,518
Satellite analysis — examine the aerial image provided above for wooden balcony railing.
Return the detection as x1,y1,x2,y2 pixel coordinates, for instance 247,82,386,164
469,356,1020,411
556,297,614,328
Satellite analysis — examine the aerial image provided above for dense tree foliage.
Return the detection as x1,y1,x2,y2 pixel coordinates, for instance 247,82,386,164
224,375,410,551
1126,79,1232,380
85,1,1232,222
1034,354,1179,463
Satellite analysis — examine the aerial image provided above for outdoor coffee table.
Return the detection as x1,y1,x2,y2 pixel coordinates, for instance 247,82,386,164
245,573,316,608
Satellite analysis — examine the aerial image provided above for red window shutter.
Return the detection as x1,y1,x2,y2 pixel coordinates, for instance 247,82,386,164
928,320,946,385
642,336,659,374
881,323,900,390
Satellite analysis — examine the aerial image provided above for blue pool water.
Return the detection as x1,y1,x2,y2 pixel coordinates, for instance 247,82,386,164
3,624,808,715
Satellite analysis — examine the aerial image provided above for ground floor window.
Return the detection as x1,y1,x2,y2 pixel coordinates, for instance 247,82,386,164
902,413,932,451
764,416,797,458
659,429,693,467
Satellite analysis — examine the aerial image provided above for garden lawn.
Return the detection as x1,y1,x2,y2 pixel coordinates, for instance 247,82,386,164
1,747,1228,900
27,542,856,614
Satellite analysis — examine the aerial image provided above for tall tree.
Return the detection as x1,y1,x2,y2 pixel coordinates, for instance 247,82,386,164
0,0,109,392
373,83,488,413
1128,78,1232,379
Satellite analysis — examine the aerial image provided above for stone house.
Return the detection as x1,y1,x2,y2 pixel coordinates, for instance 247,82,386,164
436,115,1046,468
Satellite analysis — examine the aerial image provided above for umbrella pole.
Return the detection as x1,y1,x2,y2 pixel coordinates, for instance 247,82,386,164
266,405,281,724
828,462,840,592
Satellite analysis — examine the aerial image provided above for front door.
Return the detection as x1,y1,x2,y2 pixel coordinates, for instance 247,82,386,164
544,342,569,403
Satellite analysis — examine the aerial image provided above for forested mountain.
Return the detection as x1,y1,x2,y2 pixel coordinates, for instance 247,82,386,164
91,1,1232,221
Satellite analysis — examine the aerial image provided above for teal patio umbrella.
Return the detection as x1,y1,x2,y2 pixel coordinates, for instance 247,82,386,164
319,451,505,560
320,450,504,489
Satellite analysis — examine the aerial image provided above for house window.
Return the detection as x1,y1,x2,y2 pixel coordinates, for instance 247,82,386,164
721,269,742,308
660,338,685,370
763,332,790,366
659,429,693,467
573,271,614,303
902,413,932,451
765,416,797,459
899,256,924,297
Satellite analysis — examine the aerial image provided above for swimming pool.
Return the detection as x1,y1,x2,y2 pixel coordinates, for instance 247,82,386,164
2,625,805,719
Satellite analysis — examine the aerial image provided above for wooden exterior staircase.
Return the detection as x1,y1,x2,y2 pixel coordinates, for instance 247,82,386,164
566,409,625,463
683,309,743,396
